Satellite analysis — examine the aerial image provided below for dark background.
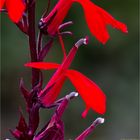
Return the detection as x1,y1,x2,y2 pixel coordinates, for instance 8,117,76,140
1,0,139,139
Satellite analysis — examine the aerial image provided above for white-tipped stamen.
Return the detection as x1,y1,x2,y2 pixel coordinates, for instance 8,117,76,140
92,117,105,127
98,117,105,124
75,117,105,140
58,31,73,36
83,39,87,45
74,92,79,97
66,92,79,100
75,36,89,48
59,21,73,30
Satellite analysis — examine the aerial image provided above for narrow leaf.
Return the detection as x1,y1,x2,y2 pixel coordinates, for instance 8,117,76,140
38,39,53,61
19,78,30,102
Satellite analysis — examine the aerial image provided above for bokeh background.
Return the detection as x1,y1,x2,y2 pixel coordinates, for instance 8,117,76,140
1,0,139,139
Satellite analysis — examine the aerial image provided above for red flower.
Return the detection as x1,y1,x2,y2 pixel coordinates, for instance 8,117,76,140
0,0,25,23
41,0,127,44
25,37,106,118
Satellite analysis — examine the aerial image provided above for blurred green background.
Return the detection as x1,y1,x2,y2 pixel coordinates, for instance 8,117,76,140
1,0,139,139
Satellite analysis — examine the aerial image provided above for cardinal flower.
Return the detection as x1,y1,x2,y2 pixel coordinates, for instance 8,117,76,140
0,0,25,22
40,0,127,44
25,37,106,118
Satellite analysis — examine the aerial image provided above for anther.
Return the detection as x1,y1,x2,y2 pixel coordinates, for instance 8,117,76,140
58,31,73,36
75,36,89,48
92,117,105,127
59,21,73,30
66,92,79,100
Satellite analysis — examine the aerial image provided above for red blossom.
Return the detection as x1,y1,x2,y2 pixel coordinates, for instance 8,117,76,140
41,0,127,44
0,0,25,23
25,38,106,118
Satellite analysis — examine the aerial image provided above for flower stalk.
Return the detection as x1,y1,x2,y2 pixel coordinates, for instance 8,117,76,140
28,0,39,87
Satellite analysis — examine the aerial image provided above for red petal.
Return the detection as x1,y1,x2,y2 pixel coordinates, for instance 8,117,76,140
6,0,25,23
41,76,66,106
0,0,5,9
46,0,72,35
24,62,65,104
24,62,60,70
66,69,106,116
81,108,89,118
74,0,128,44
97,5,128,33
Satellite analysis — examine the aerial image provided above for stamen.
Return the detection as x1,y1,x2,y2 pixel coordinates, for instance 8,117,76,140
58,31,73,36
92,117,105,127
75,36,89,48
75,117,105,140
59,21,73,30
66,92,79,100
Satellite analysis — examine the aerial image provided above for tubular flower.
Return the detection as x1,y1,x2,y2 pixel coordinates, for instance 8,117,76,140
0,0,25,23
25,37,106,118
40,0,127,44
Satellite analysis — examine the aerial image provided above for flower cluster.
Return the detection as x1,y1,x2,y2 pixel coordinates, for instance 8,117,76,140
1,0,127,139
